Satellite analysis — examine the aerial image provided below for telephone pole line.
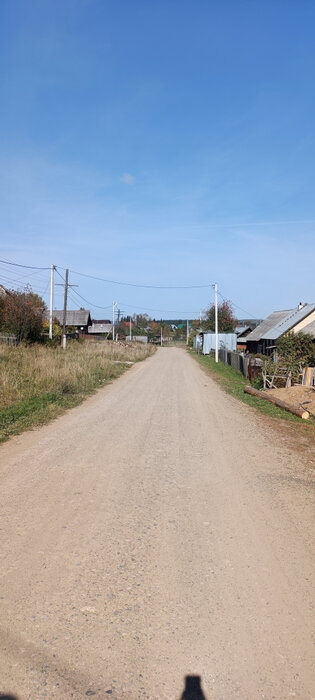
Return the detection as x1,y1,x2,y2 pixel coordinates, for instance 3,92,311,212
112,301,117,341
49,264,55,340
62,269,69,349
56,269,78,349
214,282,218,363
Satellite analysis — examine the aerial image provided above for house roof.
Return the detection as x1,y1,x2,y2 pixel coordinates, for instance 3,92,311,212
50,309,91,326
262,303,315,340
88,323,112,334
234,325,252,337
245,310,292,343
92,319,111,324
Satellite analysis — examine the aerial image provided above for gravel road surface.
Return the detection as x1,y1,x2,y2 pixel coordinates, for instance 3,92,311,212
0,348,314,699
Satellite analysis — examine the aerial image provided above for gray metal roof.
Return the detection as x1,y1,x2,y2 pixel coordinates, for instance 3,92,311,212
50,309,91,326
262,303,315,340
235,325,251,337
88,323,112,334
245,310,292,342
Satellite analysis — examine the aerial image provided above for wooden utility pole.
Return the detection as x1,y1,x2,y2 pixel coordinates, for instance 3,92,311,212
56,270,78,349
49,264,55,340
214,282,218,363
62,269,69,349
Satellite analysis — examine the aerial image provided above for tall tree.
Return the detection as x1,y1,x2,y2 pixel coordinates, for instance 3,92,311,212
204,300,236,332
0,286,46,342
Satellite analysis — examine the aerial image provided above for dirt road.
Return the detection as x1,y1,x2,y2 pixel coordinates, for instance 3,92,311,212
0,348,314,699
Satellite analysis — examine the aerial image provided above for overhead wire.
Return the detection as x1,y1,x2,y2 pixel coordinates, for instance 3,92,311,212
54,267,112,311
218,290,257,320
0,257,50,270
0,257,259,320
56,265,212,290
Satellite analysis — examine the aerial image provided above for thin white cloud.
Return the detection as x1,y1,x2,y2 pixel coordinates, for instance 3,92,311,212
120,173,135,185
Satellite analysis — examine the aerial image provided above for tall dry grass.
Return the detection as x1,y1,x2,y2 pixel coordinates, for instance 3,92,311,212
0,340,155,409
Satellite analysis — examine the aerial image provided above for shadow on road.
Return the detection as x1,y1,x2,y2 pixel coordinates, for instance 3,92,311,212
180,675,208,699
1,674,209,699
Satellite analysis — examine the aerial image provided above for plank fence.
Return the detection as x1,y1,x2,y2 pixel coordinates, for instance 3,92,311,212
218,348,250,378
0,334,18,346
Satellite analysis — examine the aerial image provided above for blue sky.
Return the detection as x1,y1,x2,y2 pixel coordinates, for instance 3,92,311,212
1,0,314,319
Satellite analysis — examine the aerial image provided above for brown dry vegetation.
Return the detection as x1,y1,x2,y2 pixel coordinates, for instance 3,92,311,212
0,340,155,441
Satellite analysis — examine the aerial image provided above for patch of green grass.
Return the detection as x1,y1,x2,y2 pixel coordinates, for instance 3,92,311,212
190,351,302,422
0,369,125,443
0,341,155,443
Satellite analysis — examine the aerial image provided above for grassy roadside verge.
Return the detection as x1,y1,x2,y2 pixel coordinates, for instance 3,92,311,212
190,350,315,427
0,341,155,443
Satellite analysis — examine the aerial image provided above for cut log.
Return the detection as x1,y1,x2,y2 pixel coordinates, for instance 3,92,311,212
244,385,310,419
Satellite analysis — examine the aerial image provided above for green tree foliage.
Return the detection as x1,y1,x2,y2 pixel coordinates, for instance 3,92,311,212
204,300,236,332
276,331,315,379
0,286,46,342
132,313,151,335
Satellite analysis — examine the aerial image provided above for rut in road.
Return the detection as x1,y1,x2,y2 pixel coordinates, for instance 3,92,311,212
0,347,314,699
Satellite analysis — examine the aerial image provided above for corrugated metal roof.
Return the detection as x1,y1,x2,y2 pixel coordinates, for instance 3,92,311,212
235,325,251,336
262,303,315,340
50,310,91,326
88,323,112,334
245,310,292,342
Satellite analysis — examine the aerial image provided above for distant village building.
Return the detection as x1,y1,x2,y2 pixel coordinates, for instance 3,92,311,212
88,320,113,337
48,309,92,334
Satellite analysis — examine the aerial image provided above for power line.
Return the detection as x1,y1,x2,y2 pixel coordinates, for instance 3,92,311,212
0,264,49,283
218,291,257,320
120,301,201,314
55,268,199,314
0,258,50,270
0,257,212,291
57,266,212,290
1,258,210,314
54,267,112,311
0,275,51,297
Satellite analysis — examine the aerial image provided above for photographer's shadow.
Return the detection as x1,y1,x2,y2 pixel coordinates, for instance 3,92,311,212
180,675,208,699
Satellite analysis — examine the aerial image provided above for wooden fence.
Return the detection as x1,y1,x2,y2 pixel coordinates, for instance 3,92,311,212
0,334,18,346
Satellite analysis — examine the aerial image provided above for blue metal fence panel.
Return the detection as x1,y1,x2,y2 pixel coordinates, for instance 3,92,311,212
202,333,237,354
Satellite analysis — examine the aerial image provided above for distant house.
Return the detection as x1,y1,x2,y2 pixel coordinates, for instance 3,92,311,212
88,320,113,337
50,309,92,334
245,303,315,354
235,325,254,351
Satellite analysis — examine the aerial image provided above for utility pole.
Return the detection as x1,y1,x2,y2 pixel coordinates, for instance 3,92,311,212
186,319,189,345
56,270,78,349
49,264,55,340
214,282,218,363
160,325,163,346
112,301,117,341
129,315,132,341
62,269,69,350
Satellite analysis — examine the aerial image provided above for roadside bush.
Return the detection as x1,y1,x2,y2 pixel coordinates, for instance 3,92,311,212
277,332,315,375
0,286,46,343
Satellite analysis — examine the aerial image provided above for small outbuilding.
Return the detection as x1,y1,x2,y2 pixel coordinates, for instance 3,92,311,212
50,309,92,334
